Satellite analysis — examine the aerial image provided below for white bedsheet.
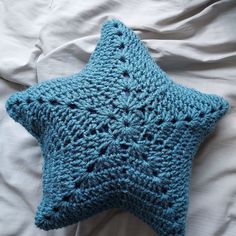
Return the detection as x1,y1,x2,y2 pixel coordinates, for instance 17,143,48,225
0,0,236,235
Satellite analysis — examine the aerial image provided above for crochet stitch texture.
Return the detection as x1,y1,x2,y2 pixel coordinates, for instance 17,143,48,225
6,19,229,236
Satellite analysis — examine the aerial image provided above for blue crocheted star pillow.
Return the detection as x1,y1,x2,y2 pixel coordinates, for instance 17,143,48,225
6,19,229,236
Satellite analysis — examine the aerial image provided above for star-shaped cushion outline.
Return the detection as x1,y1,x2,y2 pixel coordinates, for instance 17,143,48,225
6,19,229,236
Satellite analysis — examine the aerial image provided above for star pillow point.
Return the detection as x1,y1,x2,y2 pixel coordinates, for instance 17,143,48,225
6,19,229,236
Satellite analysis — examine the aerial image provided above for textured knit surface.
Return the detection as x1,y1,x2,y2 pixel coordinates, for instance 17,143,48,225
6,19,229,236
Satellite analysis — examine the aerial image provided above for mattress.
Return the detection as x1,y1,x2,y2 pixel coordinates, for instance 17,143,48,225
0,0,236,235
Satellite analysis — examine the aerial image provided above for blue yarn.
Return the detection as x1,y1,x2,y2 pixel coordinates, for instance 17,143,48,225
5,19,229,236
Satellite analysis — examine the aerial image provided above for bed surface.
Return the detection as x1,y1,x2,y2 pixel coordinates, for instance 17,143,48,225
0,0,236,235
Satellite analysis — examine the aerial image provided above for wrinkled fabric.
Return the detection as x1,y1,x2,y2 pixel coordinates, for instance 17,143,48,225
0,0,235,236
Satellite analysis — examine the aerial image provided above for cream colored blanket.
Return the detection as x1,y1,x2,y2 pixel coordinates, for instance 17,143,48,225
0,1,235,235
